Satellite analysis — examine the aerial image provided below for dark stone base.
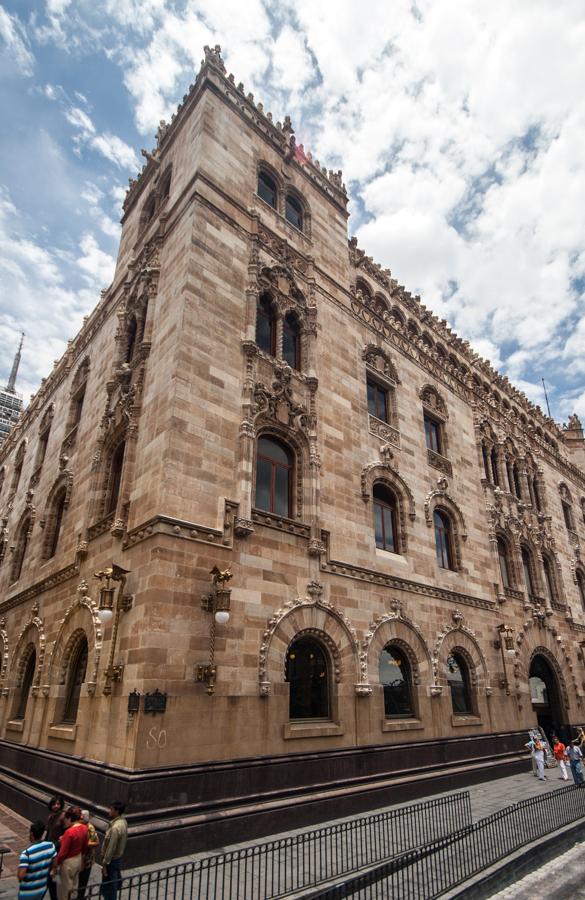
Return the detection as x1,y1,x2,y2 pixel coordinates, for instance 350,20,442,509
0,731,530,866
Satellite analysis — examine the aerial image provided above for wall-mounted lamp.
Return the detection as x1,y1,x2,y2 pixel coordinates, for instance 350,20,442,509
494,624,516,695
195,567,232,695
94,564,132,695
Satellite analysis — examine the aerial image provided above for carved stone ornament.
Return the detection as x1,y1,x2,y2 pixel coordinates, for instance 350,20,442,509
258,595,359,695
234,517,254,538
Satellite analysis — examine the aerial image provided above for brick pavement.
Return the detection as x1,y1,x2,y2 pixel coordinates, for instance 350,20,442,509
0,764,576,897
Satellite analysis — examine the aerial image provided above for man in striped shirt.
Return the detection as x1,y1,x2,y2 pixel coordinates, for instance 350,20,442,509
18,820,57,900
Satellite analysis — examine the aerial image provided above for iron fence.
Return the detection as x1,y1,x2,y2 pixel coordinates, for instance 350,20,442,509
307,782,585,898
73,791,471,899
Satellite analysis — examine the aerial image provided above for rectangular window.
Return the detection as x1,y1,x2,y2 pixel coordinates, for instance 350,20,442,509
424,415,441,454
367,378,389,423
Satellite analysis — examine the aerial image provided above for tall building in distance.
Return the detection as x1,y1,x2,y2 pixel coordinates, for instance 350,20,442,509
0,333,24,446
1,47,585,864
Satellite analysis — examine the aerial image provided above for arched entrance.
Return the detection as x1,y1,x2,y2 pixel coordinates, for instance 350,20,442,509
529,654,565,740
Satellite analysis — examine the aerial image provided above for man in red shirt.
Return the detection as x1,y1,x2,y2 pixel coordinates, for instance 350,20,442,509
51,806,88,900
552,736,569,781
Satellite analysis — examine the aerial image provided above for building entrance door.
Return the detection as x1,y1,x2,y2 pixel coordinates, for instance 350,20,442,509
529,654,566,741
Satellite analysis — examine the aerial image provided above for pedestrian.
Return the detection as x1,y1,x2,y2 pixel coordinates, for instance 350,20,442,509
17,820,56,900
533,736,547,780
525,736,537,776
77,810,100,900
566,739,585,785
101,801,128,900
552,736,570,781
50,805,89,900
45,796,65,900
524,734,546,781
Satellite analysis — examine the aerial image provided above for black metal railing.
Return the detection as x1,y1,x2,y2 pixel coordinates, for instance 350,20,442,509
73,791,471,899
308,783,585,899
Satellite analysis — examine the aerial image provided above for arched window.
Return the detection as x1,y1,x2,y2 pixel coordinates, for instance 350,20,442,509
47,488,67,559
434,510,453,570
257,171,277,209
521,546,535,597
379,645,414,717
490,448,499,486
481,444,490,481
512,463,522,499
283,312,301,370
577,571,585,610
126,317,138,363
107,442,125,514
373,483,398,553
542,555,557,604
160,168,172,201
447,652,472,715
285,193,303,230
424,414,442,454
497,537,511,588
367,377,389,423
11,516,31,583
61,637,88,725
14,647,36,720
255,436,293,518
562,500,574,531
256,294,276,357
144,192,156,223
285,637,329,719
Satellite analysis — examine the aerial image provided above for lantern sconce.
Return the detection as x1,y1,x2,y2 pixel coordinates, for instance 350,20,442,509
494,624,516,695
195,567,232,695
94,564,132,695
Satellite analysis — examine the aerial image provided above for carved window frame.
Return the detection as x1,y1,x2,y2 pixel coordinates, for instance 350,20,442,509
10,513,33,584
420,385,451,475
284,630,336,722
253,428,303,522
379,642,416,719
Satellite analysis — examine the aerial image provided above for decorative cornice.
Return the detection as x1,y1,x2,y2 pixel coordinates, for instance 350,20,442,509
0,563,79,616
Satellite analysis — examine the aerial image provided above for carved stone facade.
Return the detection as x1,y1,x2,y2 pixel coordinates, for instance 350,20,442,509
1,46,585,861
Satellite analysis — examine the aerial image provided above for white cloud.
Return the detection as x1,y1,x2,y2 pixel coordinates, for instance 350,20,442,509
0,7,35,75
77,232,116,286
0,187,104,398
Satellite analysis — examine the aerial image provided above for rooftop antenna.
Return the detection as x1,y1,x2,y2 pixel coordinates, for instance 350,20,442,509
541,378,552,419
5,332,24,394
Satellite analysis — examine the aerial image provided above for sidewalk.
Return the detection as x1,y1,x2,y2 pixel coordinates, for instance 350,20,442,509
0,764,575,897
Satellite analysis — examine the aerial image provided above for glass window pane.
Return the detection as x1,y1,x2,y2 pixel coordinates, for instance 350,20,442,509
258,172,277,208
447,654,472,714
382,507,395,552
377,386,388,423
255,457,272,511
374,502,384,548
286,639,329,719
258,437,290,465
380,647,413,717
367,380,377,417
497,540,509,588
274,465,290,517
285,195,302,229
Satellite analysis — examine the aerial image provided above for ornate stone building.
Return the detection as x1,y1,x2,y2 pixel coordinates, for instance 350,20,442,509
1,46,585,862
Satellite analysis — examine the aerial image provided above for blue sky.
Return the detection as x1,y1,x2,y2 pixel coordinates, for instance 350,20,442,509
1,0,584,424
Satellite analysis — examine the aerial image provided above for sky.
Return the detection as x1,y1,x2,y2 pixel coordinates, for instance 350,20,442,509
1,0,584,425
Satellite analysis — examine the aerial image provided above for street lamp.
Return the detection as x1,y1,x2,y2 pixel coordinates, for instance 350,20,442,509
195,567,232,695
94,564,132,694
494,624,516,695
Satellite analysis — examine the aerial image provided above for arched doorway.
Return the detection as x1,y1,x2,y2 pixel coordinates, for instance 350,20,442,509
529,654,565,740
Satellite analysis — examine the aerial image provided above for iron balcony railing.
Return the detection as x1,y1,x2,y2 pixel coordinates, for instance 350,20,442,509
73,791,471,899
307,782,585,899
